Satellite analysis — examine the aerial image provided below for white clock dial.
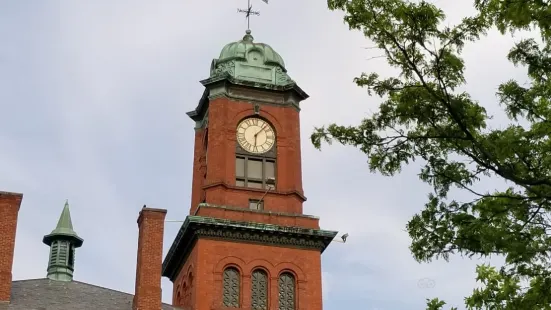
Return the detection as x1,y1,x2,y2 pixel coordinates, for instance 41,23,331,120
236,118,275,154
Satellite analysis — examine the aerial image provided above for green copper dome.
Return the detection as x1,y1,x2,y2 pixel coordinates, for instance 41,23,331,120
209,30,294,87
218,30,286,68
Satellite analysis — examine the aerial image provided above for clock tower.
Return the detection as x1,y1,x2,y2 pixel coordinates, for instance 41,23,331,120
162,30,337,310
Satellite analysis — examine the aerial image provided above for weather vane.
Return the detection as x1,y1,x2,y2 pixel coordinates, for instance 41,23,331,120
237,0,268,30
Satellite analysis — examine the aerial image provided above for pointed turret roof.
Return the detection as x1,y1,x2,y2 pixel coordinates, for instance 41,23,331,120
42,200,83,248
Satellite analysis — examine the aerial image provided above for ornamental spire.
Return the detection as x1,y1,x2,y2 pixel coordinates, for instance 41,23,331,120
42,200,83,281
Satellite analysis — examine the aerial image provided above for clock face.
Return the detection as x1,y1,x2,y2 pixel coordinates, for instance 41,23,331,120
236,118,275,154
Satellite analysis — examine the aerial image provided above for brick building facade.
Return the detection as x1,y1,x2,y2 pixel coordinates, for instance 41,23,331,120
0,30,336,310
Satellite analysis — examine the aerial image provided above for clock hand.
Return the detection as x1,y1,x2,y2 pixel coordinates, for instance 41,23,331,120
255,125,267,138
254,127,261,146
253,127,261,143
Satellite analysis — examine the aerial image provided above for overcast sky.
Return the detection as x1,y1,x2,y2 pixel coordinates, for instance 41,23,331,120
1,1,528,309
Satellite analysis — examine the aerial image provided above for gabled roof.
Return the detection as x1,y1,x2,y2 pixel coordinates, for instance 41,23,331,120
8,279,181,310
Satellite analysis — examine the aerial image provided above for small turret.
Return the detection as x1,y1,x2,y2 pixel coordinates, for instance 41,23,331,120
42,200,83,281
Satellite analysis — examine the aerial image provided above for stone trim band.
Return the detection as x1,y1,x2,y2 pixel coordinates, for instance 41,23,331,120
162,215,337,281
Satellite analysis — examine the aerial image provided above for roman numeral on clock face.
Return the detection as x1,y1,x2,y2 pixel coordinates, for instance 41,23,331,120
237,133,246,144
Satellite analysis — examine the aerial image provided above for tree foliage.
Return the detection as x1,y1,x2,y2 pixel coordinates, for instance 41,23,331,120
312,0,551,308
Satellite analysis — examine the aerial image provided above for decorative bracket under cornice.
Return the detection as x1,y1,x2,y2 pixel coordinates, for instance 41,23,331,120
161,215,337,282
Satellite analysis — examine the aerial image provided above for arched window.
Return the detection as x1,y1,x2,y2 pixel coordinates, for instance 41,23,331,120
176,290,181,305
278,272,296,310
222,267,240,307
251,269,268,310
180,283,186,305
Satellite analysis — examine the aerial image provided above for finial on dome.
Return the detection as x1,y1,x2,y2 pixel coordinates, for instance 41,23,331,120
243,29,254,42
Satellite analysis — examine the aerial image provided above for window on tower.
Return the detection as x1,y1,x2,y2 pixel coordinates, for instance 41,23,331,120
249,199,264,210
235,156,276,189
278,272,296,310
222,267,241,307
251,269,268,310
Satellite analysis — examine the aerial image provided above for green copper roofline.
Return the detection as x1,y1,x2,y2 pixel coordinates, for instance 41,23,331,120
186,88,210,121
186,75,309,123
187,30,309,124
216,30,287,72
43,200,84,282
43,200,83,247
162,215,338,281
201,72,308,97
215,53,288,72
187,216,337,236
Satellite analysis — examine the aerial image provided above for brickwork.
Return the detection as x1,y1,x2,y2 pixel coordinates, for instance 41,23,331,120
189,129,207,215
203,184,304,215
171,92,327,310
0,191,23,303
133,207,167,310
195,205,320,229
175,239,323,310
194,97,305,215
172,246,198,308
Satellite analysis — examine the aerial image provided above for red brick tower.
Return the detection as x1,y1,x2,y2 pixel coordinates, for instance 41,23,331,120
162,30,337,310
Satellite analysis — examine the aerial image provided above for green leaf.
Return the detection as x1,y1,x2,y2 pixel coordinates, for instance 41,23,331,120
315,0,551,308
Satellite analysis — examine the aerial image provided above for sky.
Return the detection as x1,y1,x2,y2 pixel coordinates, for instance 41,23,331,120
0,1,530,309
